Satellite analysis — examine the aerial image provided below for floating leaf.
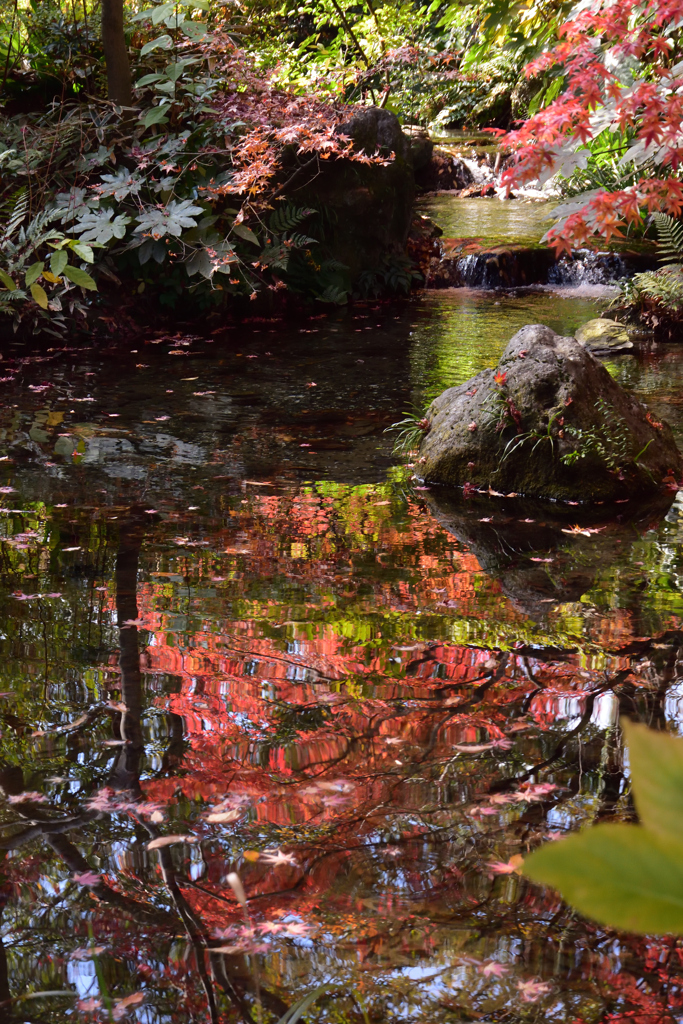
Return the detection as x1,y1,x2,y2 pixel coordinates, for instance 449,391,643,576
147,834,197,850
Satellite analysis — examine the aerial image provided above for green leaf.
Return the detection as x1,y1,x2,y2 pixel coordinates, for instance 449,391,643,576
30,283,49,309
136,73,165,87
70,242,94,264
523,823,683,934
180,20,208,39
140,34,173,56
142,105,171,128
181,0,209,7
232,223,259,245
25,261,44,286
623,720,683,843
151,1,177,23
50,250,68,277
0,269,16,291
63,266,97,291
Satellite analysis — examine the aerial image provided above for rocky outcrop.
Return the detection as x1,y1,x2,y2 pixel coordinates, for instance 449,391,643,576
418,324,682,502
287,107,415,286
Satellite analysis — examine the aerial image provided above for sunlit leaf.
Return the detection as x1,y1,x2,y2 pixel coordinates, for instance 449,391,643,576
624,720,683,843
523,823,683,934
140,34,173,56
29,283,48,309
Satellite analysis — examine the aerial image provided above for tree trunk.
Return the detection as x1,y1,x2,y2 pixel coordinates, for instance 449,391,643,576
101,0,132,106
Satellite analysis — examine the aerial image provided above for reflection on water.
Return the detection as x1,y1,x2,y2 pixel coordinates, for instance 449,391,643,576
1,292,683,1022
417,196,556,247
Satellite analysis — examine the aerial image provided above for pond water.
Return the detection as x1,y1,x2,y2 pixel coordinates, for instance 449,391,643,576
2,283,683,1024
417,197,556,247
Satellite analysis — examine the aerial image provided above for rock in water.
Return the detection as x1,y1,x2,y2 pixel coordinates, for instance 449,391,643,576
575,318,633,353
418,324,681,502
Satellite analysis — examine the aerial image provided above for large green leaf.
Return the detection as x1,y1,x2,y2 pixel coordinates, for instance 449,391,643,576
63,266,97,291
232,223,258,245
50,250,68,277
142,105,171,128
623,721,683,843
24,262,44,286
30,283,48,309
523,823,683,934
140,34,173,56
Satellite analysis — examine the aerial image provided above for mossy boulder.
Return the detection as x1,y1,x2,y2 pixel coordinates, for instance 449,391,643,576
418,324,681,502
575,318,633,353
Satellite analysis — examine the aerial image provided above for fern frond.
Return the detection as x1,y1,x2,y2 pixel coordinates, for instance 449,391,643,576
269,204,315,234
653,212,683,264
0,188,28,244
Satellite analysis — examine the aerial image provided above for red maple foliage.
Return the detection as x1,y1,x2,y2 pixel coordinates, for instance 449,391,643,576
501,0,683,252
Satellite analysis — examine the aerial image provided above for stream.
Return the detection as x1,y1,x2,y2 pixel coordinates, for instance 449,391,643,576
2,204,683,1023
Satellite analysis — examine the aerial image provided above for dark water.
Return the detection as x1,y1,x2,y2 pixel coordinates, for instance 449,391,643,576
2,287,683,1024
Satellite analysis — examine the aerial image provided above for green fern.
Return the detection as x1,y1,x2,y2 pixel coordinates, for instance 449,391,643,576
652,212,683,264
0,188,28,245
269,204,315,235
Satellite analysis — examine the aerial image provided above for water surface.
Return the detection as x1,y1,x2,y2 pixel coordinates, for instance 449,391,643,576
417,196,555,247
1,289,683,1024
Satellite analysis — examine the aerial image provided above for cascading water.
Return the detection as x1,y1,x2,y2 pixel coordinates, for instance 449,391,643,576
548,250,628,286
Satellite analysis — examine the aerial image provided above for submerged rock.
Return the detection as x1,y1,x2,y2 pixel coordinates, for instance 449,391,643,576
424,489,677,619
418,324,682,502
576,318,633,353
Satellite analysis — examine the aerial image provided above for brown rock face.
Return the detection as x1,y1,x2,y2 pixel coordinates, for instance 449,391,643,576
418,324,682,502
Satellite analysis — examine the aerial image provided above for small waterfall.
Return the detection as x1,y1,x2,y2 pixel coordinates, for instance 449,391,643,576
548,250,628,285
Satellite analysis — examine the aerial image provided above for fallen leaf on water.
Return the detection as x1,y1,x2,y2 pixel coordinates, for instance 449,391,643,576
517,980,551,1003
260,848,299,867
206,809,242,823
147,835,198,850
488,855,524,875
73,871,101,886
78,997,102,1011
479,961,509,977
112,991,145,1019
71,946,107,960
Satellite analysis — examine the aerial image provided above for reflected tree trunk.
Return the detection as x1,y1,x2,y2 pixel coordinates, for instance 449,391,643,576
110,513,146,799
